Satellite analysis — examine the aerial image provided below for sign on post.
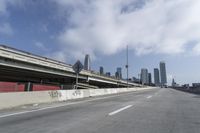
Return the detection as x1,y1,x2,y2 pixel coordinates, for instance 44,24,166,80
73,60,83,89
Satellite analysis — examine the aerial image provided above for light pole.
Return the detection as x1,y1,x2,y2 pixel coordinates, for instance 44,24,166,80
126,45,129,88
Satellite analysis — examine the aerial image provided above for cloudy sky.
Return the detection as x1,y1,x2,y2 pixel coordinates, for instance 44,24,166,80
0,0,200,85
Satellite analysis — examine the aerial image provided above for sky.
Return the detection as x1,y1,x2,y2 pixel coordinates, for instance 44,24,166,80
0,0,200,85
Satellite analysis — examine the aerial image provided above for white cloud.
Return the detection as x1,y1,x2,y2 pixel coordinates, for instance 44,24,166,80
0,23,13,35
0,0,7,14
0,0,23,36
35,42,49,51
0,0,22,15
39,0,200,60
192,43,200,56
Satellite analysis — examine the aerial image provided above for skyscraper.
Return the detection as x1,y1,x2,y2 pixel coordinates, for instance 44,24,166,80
100,66,104,75
148,73,152,84
160,61,167,86
84,54,91,71
141,68,148,85
154,68,160,86
115,67,122,79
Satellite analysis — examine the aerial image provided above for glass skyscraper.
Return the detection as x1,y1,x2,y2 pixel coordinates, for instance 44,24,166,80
84,54,91,71
160,61,167,86
148,73,152,84
154,68,160,86
115,67,122,79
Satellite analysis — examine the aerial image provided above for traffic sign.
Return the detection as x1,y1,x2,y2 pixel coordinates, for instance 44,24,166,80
73,60,83,89
73,60,83,74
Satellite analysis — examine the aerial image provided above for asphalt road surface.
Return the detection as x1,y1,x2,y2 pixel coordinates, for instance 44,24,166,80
0,88,200,133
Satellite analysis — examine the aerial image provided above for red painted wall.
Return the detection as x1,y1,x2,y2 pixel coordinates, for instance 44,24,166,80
0,82,25,92
0,82,60,92
32,84,60,91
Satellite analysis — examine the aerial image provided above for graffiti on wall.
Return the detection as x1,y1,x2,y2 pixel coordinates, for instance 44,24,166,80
72,90,81,96
48,91,62,98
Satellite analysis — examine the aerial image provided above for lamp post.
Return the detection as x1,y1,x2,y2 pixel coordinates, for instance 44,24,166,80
126,45,129,88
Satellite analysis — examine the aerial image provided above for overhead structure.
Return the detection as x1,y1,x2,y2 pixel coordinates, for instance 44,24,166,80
0,45,142,88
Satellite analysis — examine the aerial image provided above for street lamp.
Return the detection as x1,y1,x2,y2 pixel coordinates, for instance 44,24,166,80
126,45,129,88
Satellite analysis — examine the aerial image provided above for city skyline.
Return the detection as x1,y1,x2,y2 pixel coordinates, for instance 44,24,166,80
1,0,200,85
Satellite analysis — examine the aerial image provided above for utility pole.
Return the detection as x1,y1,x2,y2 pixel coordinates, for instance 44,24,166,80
75,73,79,90
126,45,129,88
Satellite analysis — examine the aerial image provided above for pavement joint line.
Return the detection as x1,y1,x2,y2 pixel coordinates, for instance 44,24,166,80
108,105,133,116
0,90,150,119
146,96,152,99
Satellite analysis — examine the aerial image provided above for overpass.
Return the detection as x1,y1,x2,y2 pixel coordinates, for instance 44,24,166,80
0,45,142,89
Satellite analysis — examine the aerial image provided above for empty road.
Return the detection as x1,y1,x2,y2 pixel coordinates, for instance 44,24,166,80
0,88,200,133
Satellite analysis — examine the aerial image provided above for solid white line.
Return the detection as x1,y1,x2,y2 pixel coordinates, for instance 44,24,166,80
0,91,142,119
108,105,133,116
0,104,69,118
146,96,152,99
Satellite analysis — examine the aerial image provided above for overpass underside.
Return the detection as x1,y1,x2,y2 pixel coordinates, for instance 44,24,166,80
0,58,129,89
0,45,141,89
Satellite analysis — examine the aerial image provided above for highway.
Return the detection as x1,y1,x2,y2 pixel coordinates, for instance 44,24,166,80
0,88,200,133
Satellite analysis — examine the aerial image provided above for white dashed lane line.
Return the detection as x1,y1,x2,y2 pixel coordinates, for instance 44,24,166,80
146,96,152,99
108,105,133,116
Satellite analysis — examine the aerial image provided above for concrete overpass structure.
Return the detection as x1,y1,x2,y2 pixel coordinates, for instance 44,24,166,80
0,45,141,89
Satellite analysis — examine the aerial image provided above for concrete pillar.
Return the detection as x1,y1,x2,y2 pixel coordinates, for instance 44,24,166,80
25,82,33,91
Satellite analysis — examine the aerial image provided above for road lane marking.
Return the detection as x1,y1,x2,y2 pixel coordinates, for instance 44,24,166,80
108,105,133,116
0,90,150,119
146,96,152,99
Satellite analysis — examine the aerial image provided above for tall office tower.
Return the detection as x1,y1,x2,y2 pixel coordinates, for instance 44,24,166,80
84,54,91,70
148,73,152,84
141,68,148,85
116,67,122,79
100,66,104,75
154,68,160,86
160,61,167,86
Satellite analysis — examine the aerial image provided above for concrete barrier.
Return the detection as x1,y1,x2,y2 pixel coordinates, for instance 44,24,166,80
0,87,156,110
0,91,60,109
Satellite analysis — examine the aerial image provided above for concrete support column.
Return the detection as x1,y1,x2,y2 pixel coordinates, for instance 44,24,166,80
25,82,33,91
